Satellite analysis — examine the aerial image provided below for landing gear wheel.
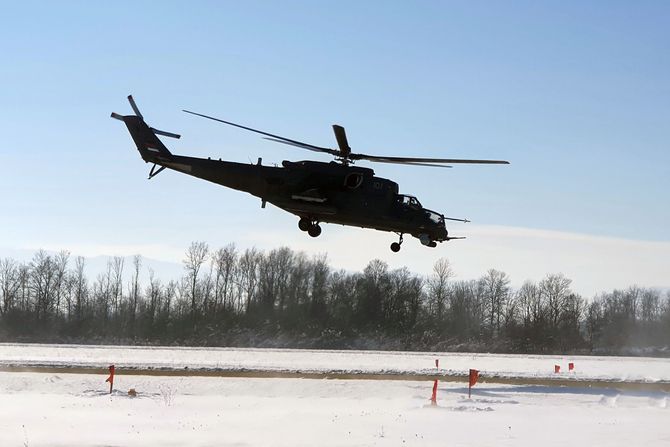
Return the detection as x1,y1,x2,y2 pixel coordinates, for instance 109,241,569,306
308,224,322,238
390,233,404,252
298,218,311,232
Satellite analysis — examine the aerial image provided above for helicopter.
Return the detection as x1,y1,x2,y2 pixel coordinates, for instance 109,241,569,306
112,95,509,252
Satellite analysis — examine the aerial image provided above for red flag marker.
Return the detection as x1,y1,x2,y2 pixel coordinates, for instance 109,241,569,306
468,369,479,398
430,379,438,405
435,359,439,369
105,365,115,394
568,362,574,371
554,365,560,374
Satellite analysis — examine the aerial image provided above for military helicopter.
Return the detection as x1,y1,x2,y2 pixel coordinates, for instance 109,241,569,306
112,96,508,252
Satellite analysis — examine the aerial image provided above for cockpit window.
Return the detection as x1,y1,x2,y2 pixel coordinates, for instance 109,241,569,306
425,209,444,224
398,194,422,208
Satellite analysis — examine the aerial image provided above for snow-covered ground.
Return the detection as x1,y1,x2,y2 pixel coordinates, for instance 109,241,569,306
1,343,669,382
0,372,668,446
1,345,669,445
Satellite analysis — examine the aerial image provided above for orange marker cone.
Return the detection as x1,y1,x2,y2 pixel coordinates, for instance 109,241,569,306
554,365,560,373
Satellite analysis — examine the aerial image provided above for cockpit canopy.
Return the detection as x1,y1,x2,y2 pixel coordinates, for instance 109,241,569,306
425,209,445,225
397,194,422,209
397,195,445,225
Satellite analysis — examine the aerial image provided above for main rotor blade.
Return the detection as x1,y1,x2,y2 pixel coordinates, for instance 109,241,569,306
372,159,453,168
351,153,510,165
183,110,339,156
332,125,351,158
263,137,339,155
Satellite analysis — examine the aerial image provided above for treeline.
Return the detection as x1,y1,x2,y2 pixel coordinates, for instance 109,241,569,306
0,243,668,354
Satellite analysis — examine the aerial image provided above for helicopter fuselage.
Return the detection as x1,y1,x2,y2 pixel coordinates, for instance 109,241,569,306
158,155,449,244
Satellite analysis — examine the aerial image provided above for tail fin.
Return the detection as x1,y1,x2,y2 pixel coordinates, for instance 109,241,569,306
111,95,180,162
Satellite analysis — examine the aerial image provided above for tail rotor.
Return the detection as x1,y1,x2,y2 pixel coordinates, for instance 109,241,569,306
111,95,179,164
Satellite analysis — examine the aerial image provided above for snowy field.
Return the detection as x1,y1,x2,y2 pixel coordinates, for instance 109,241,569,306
1,343,669,382
0,372,668,446
0,344,669,446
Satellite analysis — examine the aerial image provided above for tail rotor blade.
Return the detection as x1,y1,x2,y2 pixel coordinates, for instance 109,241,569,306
127,95,143,119
151,127,181,139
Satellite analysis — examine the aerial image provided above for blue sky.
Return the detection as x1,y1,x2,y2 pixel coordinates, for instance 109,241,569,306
1,1,668,295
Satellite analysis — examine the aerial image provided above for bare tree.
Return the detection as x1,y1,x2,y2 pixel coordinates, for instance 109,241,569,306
310,253,330,319
448,279,483,339
237,247,261,314
359,259,391,325
640,289,660,323
73,256,87,321
623,286,641,322
30,250,57,321
427,258,453,320
130,255,142,334
146,268,161,330
386,267,423,331
163,280,177,318
51,251,70,319
0,258,19,315
110,256,124,316
257,247,292,314
516,280,544,326
17,263,30,312
328,270,357,328
212,244,237,314
184,241,209,322
539,273,572,329
481,269,510,335
285,251,310,315
585,299,603,346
